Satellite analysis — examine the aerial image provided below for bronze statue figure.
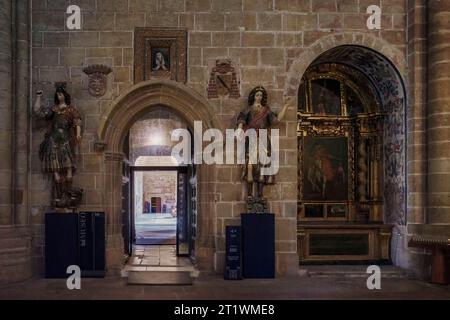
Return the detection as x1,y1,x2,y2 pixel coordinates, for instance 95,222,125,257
34,83,83,210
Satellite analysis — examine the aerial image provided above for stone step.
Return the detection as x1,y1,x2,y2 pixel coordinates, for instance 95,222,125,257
125,266,196,285
304,265,415,279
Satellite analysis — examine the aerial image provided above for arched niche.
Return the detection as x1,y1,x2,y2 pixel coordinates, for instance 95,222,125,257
294,45,406,264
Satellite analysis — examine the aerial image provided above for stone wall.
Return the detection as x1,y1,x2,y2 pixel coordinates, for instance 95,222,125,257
30,0,409,275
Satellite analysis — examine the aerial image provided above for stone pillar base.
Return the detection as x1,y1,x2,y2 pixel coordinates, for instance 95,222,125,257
276,252,299,276
0,225,33,284
106,233,125,274
196,245,215,271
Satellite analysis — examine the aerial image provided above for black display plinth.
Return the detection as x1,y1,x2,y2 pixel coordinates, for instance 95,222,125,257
79,212,105,277
45,212,105,279
224,226,242,280
241,213,275,278
45,213,79,278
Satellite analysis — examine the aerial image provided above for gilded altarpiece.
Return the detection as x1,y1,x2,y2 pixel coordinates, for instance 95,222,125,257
297,65,391,263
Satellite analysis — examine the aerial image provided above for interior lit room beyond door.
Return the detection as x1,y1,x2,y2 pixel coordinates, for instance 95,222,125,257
133,170,177,245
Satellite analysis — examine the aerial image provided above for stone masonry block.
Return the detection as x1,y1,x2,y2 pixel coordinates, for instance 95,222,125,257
186,0,212,11
100,32,133,47
212,32,241,47
229,47,258,66
129,0,158,12
60,48,85,66
260,48,285,66
97,0,128,12
83,12,115,31
242,32,274,46
225,13,257,31
70,32,99,47
159,0,185,12
283,14,317,31
243,0,273,11
195,13,225,31
43,32,69,47
257,13,282,31
115,14,146,31
275,0,310,12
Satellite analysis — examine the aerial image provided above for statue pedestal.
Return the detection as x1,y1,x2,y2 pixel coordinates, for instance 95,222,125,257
241,213,275,278
45,213,79,278
45,212,105,278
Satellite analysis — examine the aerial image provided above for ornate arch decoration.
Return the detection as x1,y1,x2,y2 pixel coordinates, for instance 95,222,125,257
97,79,222,152
284,32,406,98
96,79,221,270
287,33,407,226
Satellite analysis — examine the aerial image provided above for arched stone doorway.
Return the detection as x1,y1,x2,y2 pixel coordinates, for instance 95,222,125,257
284,35,407,266
96,80,222,272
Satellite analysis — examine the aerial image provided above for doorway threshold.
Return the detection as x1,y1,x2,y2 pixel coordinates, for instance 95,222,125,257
122,245,198,285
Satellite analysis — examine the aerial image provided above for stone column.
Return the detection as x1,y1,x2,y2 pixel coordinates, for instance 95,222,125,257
403,0,430,276
407,0,427,227
196,163,216,271
0,0,32,284
0,0,13,225
426,0,450,225
104,152,126,273
13,0,30,225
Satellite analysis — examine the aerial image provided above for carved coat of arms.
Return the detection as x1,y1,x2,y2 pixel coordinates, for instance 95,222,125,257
83,65,112,98
207,59,240,99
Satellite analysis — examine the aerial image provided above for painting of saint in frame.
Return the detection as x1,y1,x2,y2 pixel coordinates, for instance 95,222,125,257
311,78,341,115
151,47,170,72
303,136,348,200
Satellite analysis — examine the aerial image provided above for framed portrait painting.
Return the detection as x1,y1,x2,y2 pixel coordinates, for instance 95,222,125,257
134,28,187,83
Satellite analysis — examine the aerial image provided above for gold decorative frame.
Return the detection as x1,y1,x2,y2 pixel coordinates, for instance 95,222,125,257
298,120,355,222
297,64,385,223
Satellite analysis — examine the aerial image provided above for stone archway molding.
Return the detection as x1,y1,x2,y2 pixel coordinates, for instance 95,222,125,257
96,79,221,272
283,32,407,97
286,32,408,267
97,79,222,153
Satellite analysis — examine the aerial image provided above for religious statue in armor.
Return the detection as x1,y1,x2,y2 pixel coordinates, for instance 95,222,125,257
236,86,292,212
34,83,83,209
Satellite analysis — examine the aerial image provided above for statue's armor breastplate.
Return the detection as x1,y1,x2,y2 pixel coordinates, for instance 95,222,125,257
52,109,72,144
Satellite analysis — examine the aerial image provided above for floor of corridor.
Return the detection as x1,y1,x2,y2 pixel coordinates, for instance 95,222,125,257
135,214,176,245
1,264,450,300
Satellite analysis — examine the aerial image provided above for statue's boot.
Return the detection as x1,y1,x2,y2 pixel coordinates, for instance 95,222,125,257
65,177,73,194
54,181,64,207
257,183,264,199
247,182,253,199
